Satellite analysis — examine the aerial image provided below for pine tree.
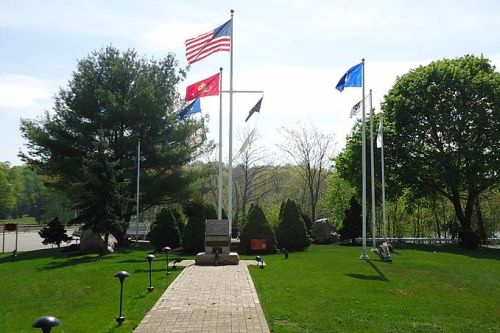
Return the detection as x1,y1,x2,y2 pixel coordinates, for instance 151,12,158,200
38,217,72,248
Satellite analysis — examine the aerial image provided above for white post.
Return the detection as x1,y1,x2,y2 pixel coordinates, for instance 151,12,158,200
370,90,376,250
218,67,223,220
228,9,234,237
380,118,387,241
360,59,368,259
136,140,140,244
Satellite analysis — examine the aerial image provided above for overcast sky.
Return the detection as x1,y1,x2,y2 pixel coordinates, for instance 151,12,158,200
1,0,499,165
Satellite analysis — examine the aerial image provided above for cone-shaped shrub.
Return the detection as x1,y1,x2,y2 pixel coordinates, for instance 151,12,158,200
204,203,218,219
171,207,187,235
148,208,181,251
181,202,206,254
240,204,277,253
276,199,310,251
339,197,362,244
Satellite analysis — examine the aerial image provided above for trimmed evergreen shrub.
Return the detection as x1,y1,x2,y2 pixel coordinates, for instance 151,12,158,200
276,199,310,251
181,202,206,254
339,197,362,244
239,204,277,253
170,207,187,235
301,211,312,235
148,208,181,251
204,203,218,219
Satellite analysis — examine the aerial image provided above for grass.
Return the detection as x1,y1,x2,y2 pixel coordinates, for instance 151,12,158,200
0,215,37,224
249,244,500,333
0,245,187,333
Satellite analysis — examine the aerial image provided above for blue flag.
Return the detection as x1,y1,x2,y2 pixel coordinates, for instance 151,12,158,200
177,98,201,119
336,63,363,92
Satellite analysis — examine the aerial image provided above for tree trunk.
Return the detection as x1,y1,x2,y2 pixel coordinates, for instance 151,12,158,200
433,203,441,243
475,198,487,244
449,190,479,250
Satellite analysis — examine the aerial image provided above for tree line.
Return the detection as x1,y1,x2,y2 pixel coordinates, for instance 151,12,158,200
11,46,499,250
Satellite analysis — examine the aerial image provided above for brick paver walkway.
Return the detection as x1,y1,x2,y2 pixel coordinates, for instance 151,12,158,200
134,262,270,333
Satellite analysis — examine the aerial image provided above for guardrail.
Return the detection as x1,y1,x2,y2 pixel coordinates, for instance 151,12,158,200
354,237,500,245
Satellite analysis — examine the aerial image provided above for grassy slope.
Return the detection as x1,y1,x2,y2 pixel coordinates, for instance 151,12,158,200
0,216,37,224
0,245,185,333
249,244,500,333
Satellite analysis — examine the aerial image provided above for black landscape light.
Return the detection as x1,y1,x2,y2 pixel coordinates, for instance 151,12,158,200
282,248,289,259
162,246,171,275
32,316,60,333
113,271,130,324
255,256,265,269
145,254,155,292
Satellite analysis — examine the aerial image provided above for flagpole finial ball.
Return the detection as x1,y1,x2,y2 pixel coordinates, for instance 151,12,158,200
220,67,223,72
362,58,365,62
231,9,234,14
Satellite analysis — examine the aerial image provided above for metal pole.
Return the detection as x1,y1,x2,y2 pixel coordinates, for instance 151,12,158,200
15,226,18,253
228,9,234,236
360,59,368,259
370,90,376,250
136,140,140,244
218,67,223,220
2,226,4,253
381,118,387,241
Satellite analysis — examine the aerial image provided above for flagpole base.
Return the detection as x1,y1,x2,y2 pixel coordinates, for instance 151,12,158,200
360,253,369,260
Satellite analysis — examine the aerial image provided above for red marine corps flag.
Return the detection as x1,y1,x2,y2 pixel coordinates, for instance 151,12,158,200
185,73,220,101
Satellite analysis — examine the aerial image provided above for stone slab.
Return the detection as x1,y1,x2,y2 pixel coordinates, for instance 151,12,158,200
195,252,240,265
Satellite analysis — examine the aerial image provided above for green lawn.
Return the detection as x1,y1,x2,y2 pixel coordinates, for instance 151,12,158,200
249,244,500,333
0,215,37,224
0,245,185,333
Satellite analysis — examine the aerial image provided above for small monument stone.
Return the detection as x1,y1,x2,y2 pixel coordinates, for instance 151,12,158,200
195,219,239,265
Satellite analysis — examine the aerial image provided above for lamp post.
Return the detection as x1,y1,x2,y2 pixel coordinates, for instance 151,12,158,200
113,271,130,324
162,246,171,275
145,254,155,292
32,316,60,333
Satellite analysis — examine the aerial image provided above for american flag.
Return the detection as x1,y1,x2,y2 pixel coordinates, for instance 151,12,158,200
185,20,232,65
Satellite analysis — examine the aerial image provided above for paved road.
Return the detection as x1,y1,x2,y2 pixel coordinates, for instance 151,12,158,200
1,227,78,253
134,261,270,333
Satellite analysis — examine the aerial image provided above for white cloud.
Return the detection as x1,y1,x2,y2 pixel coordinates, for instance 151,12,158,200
0,74,55,118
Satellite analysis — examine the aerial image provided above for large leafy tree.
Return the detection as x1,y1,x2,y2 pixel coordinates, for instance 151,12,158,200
20,46,202,242
382,55,500,249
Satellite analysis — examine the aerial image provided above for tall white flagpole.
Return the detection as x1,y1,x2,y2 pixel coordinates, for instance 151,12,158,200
218,67,223,220
380,118,387,241
228,9,234,236
361,59,368,259
135,140,140,244
370,90,376,250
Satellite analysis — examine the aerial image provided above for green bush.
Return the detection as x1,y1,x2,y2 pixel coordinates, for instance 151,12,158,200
239,204,277,253
181,202,206,254
147,208,181,251
204,203,218,219
276,199,310,251
170,207,187,235
339,197,362,244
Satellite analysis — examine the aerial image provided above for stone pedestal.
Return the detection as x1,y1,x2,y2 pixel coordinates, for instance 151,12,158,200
196,219,239,266
195,252,240,265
